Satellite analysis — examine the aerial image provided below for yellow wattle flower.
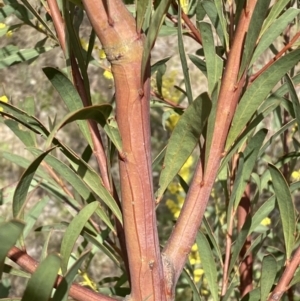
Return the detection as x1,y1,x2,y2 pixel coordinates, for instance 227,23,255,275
99,49,106,59
260,217,271,227
0,95,8,112
0,23,6,29
103,69,113,80
292,170,300,181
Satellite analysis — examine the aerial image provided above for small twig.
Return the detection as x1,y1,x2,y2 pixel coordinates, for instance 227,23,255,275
150,90,186,109
249,31,300,83
237,188,253,298
7,246,117,301
268,246,300,301
170,2,202,45
46,0,66,53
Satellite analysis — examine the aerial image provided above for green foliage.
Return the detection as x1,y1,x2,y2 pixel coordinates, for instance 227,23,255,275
1,0,300,300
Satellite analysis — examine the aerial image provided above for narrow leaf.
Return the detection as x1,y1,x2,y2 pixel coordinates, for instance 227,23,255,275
201,1,224,44
261,0,291,35
251,8,300,65
198,22,223,95
43,67,93,146
260,255,277,301
21,254,60,301
232,129,267,210
60,201,98,274
285,75,300,136
214,0,229,50
136,0,151,33
182,268,202,301
269,164,296,259
53,251,90,301
0,220,25,278
156,93,211,199
228,217,251,276
196,232,218,301
23,196,49,238
226,49,300,150
0,47,51,69
142,0,172,80
178,7,193,104
238,0,271,78
13,147,54,218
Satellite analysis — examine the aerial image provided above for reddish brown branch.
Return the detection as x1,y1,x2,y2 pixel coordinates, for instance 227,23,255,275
7,246,117,301
150,90,186,109
70,55,112,192
163,0,258,283
268,246,300,301
46,0,112,192
82,1,166,300
46,0,66,53
237,188,253,298
170,2,202,44
250,31,300,83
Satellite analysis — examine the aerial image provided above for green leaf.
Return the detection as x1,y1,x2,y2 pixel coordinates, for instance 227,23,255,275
182,268,202,301
251,8,300,65
0,5,16,22
23,196,49,238
3,0,33,24
28,148,115,232
178,7,193,104
228,217,251,276
142,0,172,80
136,0,151,33
231,129,267,210
1,152,54,184
226,49,300,150
21,254,60,301
198,22,223,95
13,147,54,219
259,119,296,156
0,46,52,69
4,119,35,147
52,251,90,301
188,54,207,77
60,147,122,224
45,104,122,153
42,67,93,146
156,93,211,199
285,75,300,136
0,102,49,138
241,288,260,301
4,263,30,278
0,220,25,278
214,0,229,51
82,232,121,268
196,232,218,301
151,56,172,74
260,255,277,301
250,197,275,234
269,164,296,259
238,0,271,79
201,1,224,45
60,201,98,274
289,268,300,288
261,0,292,36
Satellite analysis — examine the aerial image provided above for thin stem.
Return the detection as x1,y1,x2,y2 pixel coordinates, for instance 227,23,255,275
163,0,258,283
249,31,300,83
7,246,117,301
268,246,300,301
46,0,66,53
237,187,253,298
